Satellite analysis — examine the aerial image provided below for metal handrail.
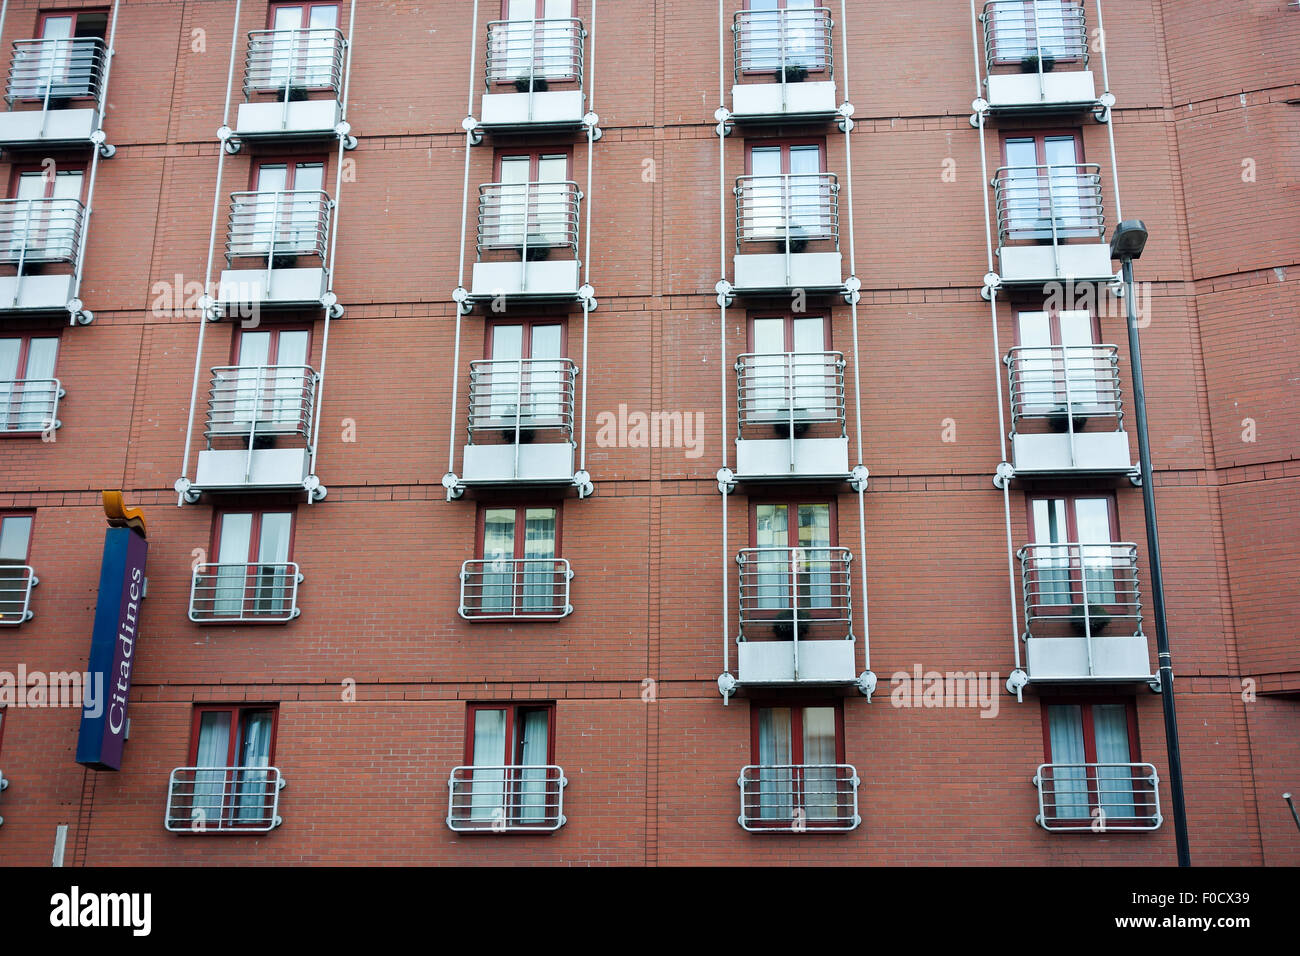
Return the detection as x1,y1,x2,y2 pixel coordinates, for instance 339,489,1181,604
5,37,108,106
484,17,584,87
736,546,853,639
225,189,331,262
447,764,568,832
981,0,1089,71
165,766,285,833
205,364,317,445
733,7,834,80
189,562,302,623
467,357,577,443
459,557,573,620
0,564,37,625
734,172,838,251
993,163,1104,244
1018,541,1142,639
1006,344,1123,433
738,763,860,832
476,180,581,256
0,198,85,265
736,350,845,436
0,377,63,433
1033,762,1162,832
244,27,346,98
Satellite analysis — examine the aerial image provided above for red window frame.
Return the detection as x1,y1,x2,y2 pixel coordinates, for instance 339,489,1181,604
747,496,838,550
500,0,575,17
748,699,848,830
1000,128,1085,168
491,146,573,182
36,8,110,39
744,137,826,176
745,311,831,352
209,507,298,566
1010,302,1101,348
230,322,314,366
1024,492,1121,618
483,317,569,359
0,332,60,437
1039,695,1155,826
248,155,329,192
474,502,562,562
988,1,1087,67
6,162,88,201
266,1,340,29
185,704,280,829
461,701,559,828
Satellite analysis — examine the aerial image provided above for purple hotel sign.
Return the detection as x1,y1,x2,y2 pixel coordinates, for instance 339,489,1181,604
76,525,148,770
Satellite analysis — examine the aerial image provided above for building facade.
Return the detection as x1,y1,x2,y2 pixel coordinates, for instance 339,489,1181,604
0,0,1296,865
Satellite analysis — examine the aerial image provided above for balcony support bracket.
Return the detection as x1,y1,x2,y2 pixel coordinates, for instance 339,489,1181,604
993,461,1015,490
173,477,201,506
1093,92,1115,125
717,672,739,705
836,101,855,134
981,271,1001,302
441,472,464,501
572,469,593,498
581,112,602,142
713,107,732,137
66,298,92,326
218,125,241,155
1005,667,1029,699
842,274,861,306
969,96,990,130
849,464,869,493
462,116,483,147
303,475,326,503
715,279,734,308
452,286,473,316
856,669,877,701
1127,466,1143,487
578,283,598,311
716,466,736,495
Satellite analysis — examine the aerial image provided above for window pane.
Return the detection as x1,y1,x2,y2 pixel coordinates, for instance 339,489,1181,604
481,508,517,613
469,709,508,823
1047,704,1088,819
754,504,790,610
516,709,551,823
233,710,275,823
192,711,233,827
522,508,557,613
802,706,837,820
757,707,793,820
0,516,33,561
1075,498,1115,605
1093,704,1136,819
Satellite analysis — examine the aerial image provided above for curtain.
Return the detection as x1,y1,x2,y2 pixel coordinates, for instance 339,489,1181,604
516,710,550,824
790,316,829,417
254,513,293,615
214,513,253,617
522,509,557,613
1031,498,1071,607
468,709,507,823
192,711,232,828
268,330,310,432
234,711,274,824
1047,704,1088,820
801,706,837,821
1093,704,1135,819
757,708,793,821
0,339,19,432
15,339,58,432
525,324,564,424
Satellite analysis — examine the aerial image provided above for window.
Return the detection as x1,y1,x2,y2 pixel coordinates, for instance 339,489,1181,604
1041,697,1154,825
237,158,327,258
458,702,558,828
988,1,1086,64
475,504,562,615
214,326,313,439
0,334,59,434
495,0,576,82
747,313,833,424
1013,306,1103,415
750,499,836,621
16,9,108,100
744,140,829,241
1001,131,1092,240
5,165,86,264
186,705,279,829
1027,493,1119,609
265,3,340,91
742,0,825,73
0,513,34,625
491,148,572,249
484,320,567,429
749,701,847,826
209,509,296,619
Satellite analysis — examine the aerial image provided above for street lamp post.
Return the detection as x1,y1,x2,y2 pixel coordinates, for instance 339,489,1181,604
1110,219,1191,867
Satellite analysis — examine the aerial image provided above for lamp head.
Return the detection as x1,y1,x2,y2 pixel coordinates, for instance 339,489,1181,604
1110,219,1149,261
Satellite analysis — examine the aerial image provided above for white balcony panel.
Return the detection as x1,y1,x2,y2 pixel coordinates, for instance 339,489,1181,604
730,80,837,120
235,99,341,138
471,260,579,299
462,442,574,484
195,447,310,492
217,267,327,308
1026,634,1154,682
738,638,856,685
0,274,73,313
736,436,848,480
1012,430,1132,475
0,107,97,146
733,251,842,292
986,70,1097,109
999,242,1113,284
480,90,584,128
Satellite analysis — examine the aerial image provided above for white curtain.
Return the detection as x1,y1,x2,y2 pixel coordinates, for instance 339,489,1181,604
234,711,274,823
1093,704,1135,818
468,709,507,823
757,707,793,820
1047,704,1088,820
214,513,253,617
521,509,557,613
801,706,837,821
192,711,232,827
516,710,550,824
254,513,293,615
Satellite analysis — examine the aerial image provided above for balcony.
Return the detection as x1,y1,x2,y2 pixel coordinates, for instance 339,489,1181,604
993,163,1113,285
479,18,586,131
459,558,573,621
0,37,107,148
735,351,848,481
0,376,63,434
217,190,332,312
461,357,577,486
233,28,347,142
980,1,1098,113
189,562,303,623
1019,541,1153,682
164,766,285,833
733,173,842,294
446,765,567,832
736,546,855,685
1006,344,1133,477
738,763,860,832
0,198,85,316
731,7,838,122
0,564,37,625
1033,762,1163,832
469,180,582,302
192,364,318,495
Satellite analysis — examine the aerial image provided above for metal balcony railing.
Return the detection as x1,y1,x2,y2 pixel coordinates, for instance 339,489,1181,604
735,173,838,251
1018,542,1142,638
0,198,85,266
467,358,577,443
459,558,573,620
736,351,845,437
205,365,316,446
0,565,37,624
484,18,584,87
244,28,346,98
737,546,853,639
994,164,1104,244
189,562,302,623
1034,762,1163,832
982,0,1089,71
165,766,285,833
733,7,834,79
5,37,108,106
225,189,331,262
0,378,62,433
477,181,581,257
738,763,860,832
1006,345,1123,434
447,765,568,832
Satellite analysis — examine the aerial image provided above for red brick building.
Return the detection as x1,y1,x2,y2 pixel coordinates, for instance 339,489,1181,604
0,0,1295,865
